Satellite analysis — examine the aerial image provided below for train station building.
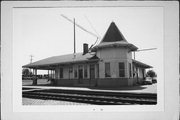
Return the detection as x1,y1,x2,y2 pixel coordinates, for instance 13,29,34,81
23,22,152,87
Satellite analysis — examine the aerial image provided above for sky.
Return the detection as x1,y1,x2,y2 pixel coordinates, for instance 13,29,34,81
13,7,163,75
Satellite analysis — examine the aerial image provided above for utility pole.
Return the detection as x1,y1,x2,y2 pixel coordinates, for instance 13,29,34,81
61,14,98,38
29,55,34,78
74,18,76,58
61,14,99,53
30,55,34,63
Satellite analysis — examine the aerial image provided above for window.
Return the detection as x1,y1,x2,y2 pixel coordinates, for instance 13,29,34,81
69,67,73,73
74,68,78,78
119,62,125,77
84,65,88,78
60,68,63,78
105,62,111,77
133,66,135,77
129,63,131,77
90,64,95,79
97,64,99,78
78,65,83,79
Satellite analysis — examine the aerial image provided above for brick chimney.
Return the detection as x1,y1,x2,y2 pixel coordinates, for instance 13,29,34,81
83,43,88,55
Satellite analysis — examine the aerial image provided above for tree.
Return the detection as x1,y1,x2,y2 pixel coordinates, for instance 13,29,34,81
22,68,32,76
146,70,157,80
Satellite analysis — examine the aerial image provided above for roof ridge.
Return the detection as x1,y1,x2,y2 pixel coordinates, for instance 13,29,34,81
52,52,82,57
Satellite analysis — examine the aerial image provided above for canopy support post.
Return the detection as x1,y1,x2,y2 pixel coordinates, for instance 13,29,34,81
32,69,37,85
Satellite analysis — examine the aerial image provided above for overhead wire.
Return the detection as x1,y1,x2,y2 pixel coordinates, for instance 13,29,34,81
84,15,101,49
61,14,99,38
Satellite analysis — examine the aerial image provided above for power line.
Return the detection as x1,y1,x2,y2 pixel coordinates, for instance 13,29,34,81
61,14,99,38
84,15,101,47
84,15,101,39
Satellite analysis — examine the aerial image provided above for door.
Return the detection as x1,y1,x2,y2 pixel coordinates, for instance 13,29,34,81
78,65,83,84
90,64,95,79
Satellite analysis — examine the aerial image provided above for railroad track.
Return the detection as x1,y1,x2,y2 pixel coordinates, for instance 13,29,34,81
22,88,157,105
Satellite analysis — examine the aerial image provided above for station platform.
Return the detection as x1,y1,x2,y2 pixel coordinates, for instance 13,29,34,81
22,83,157,94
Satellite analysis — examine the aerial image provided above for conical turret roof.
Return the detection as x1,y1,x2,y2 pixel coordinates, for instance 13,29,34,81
92,22,138,52
100,22,127,43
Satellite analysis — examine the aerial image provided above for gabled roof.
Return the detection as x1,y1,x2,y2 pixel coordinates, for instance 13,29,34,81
92,22,138,52
132,59,152,68
23,52,99,69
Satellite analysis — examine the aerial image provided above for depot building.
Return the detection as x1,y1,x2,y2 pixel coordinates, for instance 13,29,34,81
23,22,152,87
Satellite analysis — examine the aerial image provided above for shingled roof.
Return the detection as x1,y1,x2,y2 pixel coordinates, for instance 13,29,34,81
92,22,138,52
100,22,127,43
23,52,99,69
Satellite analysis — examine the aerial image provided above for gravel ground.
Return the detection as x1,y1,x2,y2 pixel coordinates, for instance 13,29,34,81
22,98,90,105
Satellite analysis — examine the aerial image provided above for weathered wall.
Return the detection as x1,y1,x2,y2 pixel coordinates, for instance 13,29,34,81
128,78,134,86
56,78,129,87
55,68,59,79
56,78,97,87
55,66,71,79
54,47,136,87
63,67,69,79
56,79,74,86
138,68,145,78
98,60,129,78
97,47,132,79
55,63,99,80
97,78,128,87
96,47,128,59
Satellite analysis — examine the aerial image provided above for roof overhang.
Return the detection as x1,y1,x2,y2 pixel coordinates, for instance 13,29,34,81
23,59,99,70
91,42,138,52
22,52,99,70
132,59,152,69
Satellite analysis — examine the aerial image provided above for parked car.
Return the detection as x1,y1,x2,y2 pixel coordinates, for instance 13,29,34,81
141,77,152,85
142,80,152,85
152,78,157,83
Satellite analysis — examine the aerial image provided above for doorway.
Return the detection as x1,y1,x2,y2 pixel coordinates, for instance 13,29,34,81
78,65,83,84
90,64,95,79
